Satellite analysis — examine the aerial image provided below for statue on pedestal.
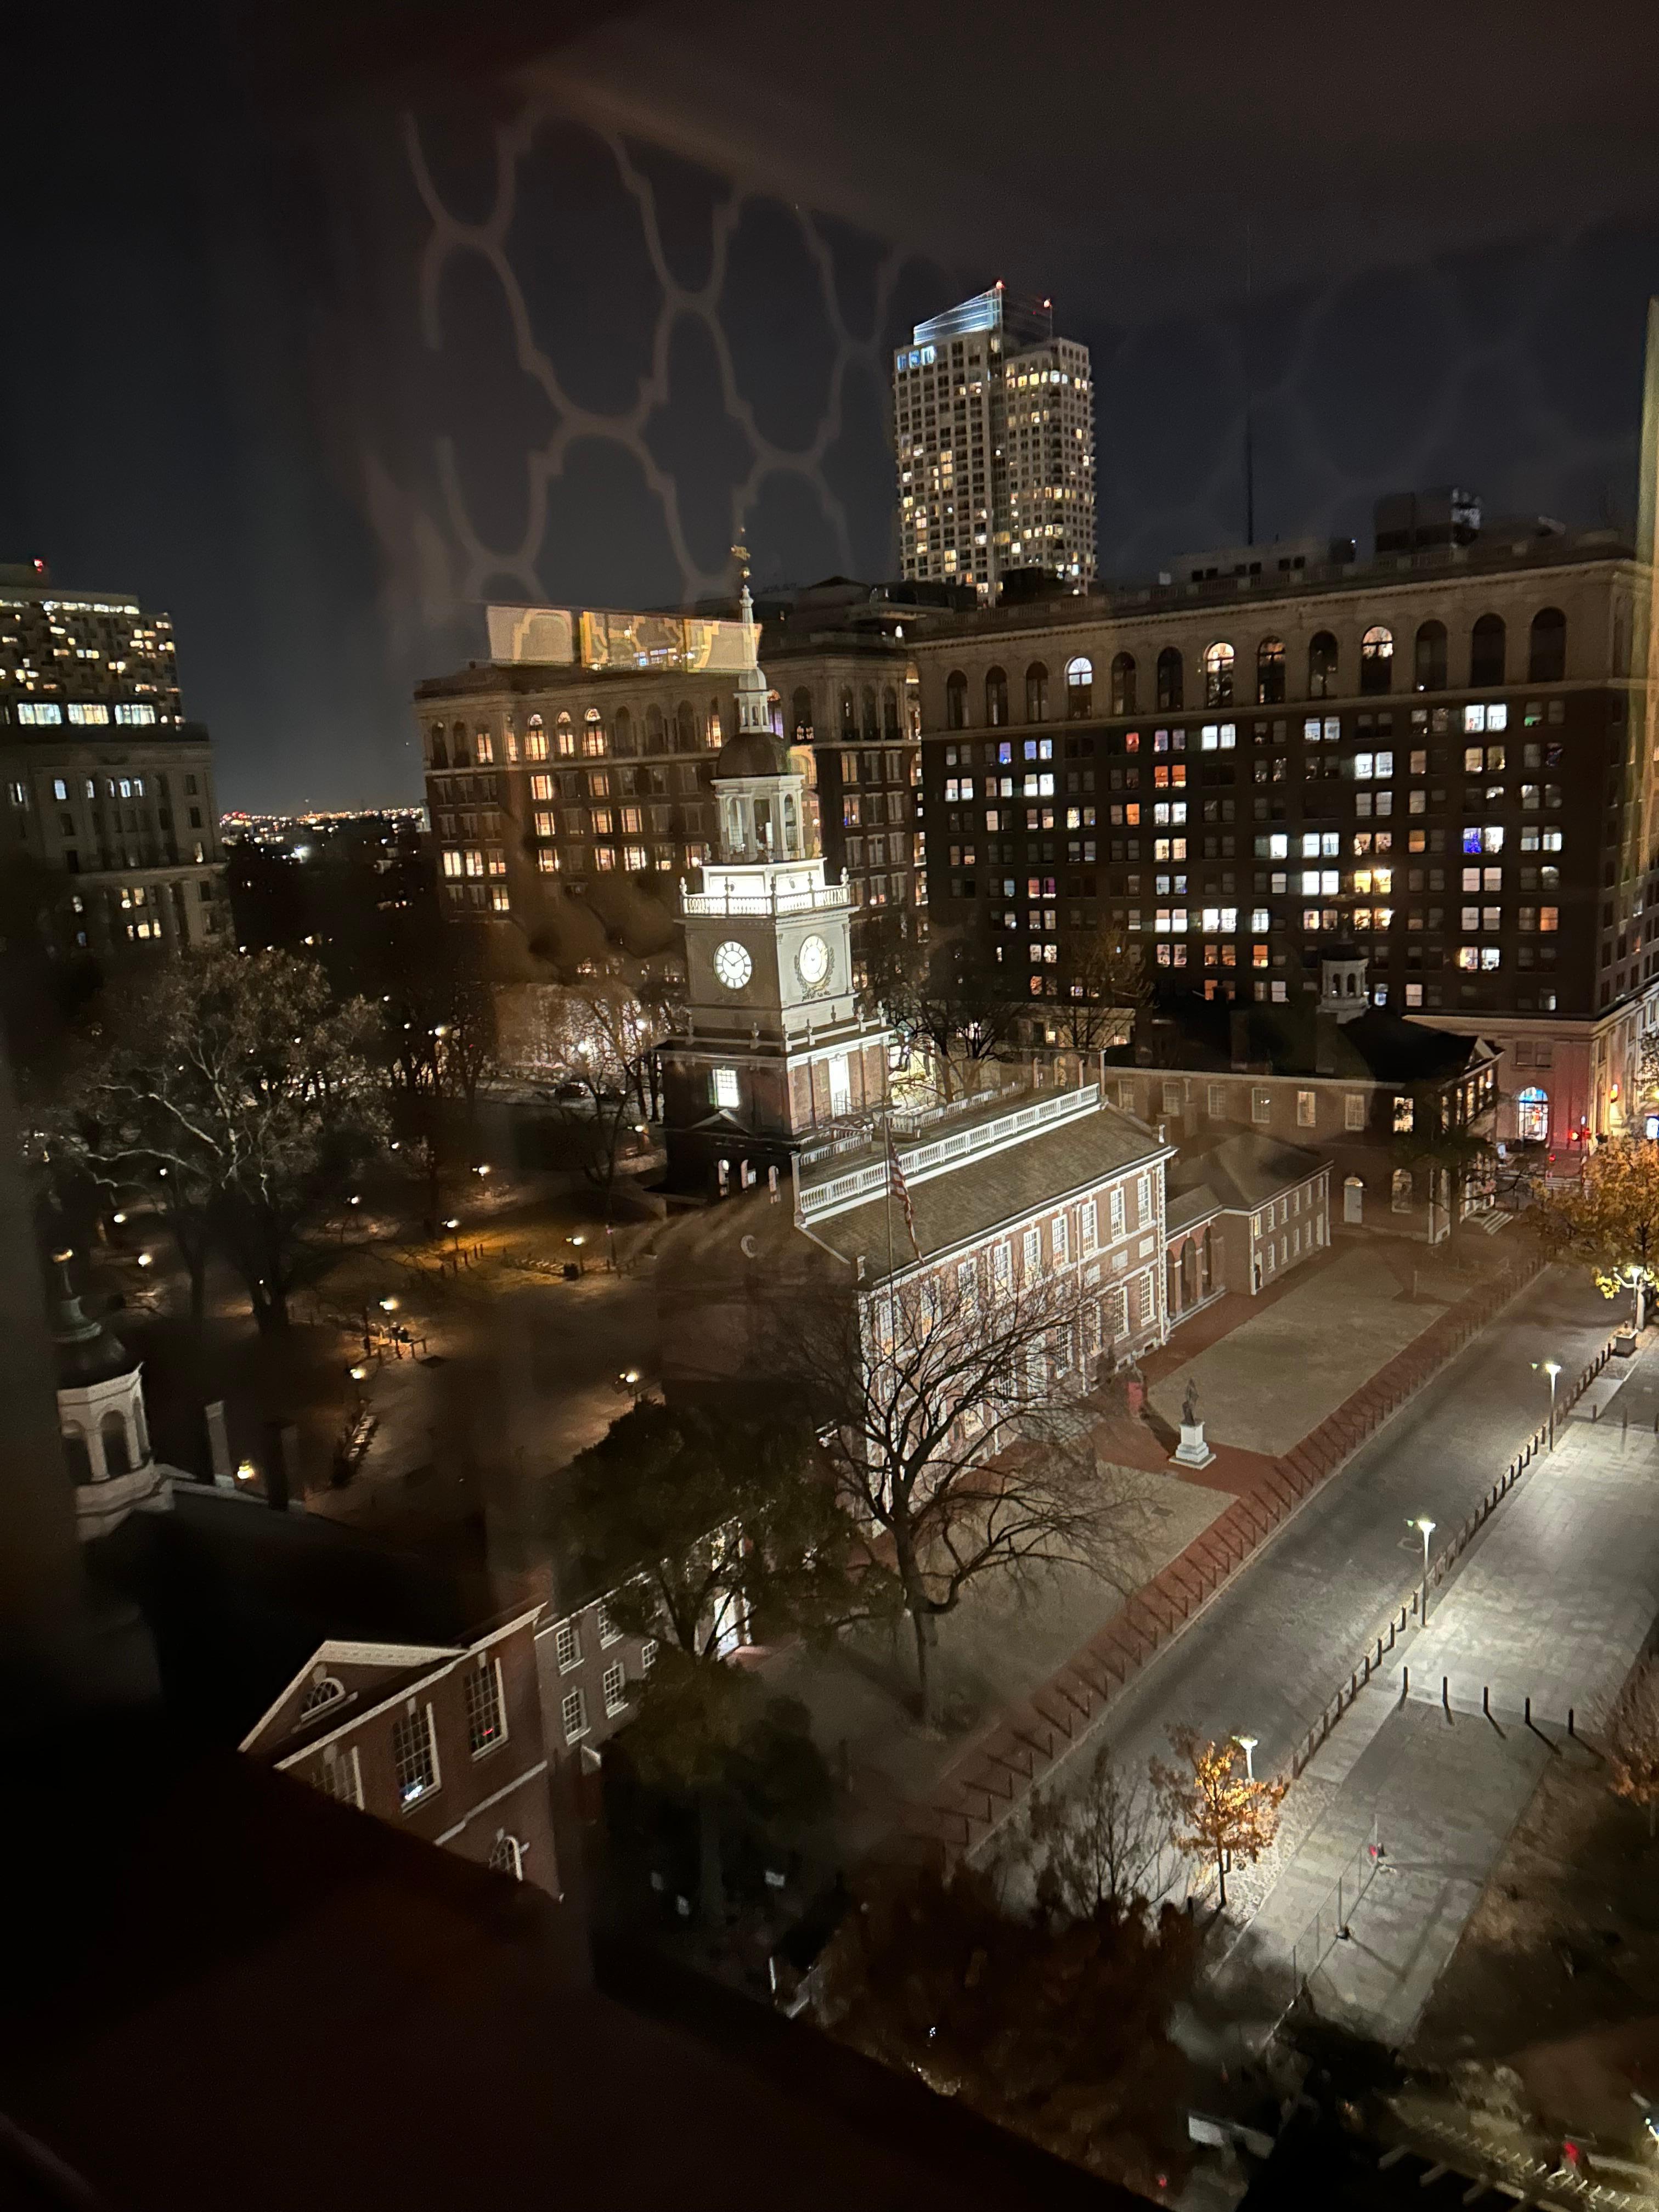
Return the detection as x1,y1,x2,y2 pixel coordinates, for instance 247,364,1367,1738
1171,1373,1215,1470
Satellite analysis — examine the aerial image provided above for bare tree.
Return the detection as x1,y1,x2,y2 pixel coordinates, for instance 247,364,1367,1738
1392,1083,1496,1244
1046,933,1146,1059
57,950,385,1332
1600,1654,1659,1839
859,915,1020,1102
778,1255,1130,1724
517,969,679,1219
1021,1745,1172,1920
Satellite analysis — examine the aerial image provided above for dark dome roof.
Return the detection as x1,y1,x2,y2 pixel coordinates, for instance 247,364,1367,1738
51,1275,138,1390
712,727,788,781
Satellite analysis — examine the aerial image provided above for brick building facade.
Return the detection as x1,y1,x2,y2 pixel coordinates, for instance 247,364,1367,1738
241,1610,558,1895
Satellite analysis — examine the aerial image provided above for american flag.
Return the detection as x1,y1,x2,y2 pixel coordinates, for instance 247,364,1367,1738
884,1118,922,1261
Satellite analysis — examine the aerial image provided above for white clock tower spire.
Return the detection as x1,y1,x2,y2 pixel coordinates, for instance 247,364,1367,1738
660,589,888,1192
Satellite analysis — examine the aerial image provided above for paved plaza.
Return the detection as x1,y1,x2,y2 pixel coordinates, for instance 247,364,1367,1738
1217,1330,1659,2048
1148,1248,1453,1457
773,1460,1228,1854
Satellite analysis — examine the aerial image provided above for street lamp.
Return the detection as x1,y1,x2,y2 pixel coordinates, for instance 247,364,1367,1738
1233,1733,1259,1782
1534,1358,1562,1448
1410,1516,1436,1624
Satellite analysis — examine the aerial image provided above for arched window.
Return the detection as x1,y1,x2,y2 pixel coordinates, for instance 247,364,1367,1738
791,686,814,739
524,713,548,762
474,728,495,765
766,689,783,737
859,686,877,740
1110,652,1136,715
451,719,470,767
984,667,1008,726
1528,607,1566,684
707,695,723,746
582,707,606,757
612,706,634,757
427,722,448,769
675,702,698,752
489,1832,526,1881
1256,637,1285,706
1025,662,1049,721
1360,625,1393,694
61,1428,92,1485
644,704,665,749
1155,647,1183,711
882,685,900,736
555,711,575,757
100,1409,132,1478
945,671,968,729
1065,656,1093,718
1515,1086,1549,1142
1470,613,1506,687
1307,633,1338,700
301,1674,346,1717
1203,641,1235,708
1413,620,1447,692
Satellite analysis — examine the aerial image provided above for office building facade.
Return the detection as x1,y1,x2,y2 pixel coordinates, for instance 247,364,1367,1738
894,286,1094,602
915,505,1659,1148
0,565,227,957
415,600,919,978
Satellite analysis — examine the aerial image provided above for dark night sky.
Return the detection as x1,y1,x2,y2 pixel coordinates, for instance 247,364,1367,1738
5,1,1658,815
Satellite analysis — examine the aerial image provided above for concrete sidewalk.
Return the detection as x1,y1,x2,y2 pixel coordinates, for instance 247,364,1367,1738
1221,1331,1659,2047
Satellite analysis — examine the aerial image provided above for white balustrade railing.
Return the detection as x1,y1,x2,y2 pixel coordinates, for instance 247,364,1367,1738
797,1084,1101,1223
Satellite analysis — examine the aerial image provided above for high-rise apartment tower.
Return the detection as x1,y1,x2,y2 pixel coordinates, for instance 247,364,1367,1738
893,285,1094,603
0,563,227,959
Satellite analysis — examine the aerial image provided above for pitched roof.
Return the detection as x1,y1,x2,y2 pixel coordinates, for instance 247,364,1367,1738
1170,1131,1327,1212
808,1099,1167,1284
1113,992,1490,1085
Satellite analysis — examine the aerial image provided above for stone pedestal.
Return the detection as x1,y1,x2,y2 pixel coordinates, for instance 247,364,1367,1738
1171,1419,1215,1470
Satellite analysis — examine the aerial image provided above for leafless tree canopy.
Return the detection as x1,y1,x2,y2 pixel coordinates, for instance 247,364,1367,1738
774,1253,1136,1716
53,949,385,1330
1020,1745,1175,1921
509,968,682,1204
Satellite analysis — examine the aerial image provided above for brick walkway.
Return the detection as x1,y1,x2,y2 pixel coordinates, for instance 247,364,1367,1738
895,1244,1553,1859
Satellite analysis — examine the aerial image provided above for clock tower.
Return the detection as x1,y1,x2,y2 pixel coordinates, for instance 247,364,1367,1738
661,589,889,1194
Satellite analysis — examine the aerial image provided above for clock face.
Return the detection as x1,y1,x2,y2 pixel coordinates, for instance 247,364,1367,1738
797,933,831,989
713,939,753,991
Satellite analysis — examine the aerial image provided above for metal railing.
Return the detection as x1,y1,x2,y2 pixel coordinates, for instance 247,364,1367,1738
1290,1328,1619,1776
681,881,849,917
930,1252,1549,1860
1285,1815,1383,2005
798,1084,1101,1222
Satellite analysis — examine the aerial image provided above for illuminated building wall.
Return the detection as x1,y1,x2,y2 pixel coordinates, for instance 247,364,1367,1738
893,287,1094,600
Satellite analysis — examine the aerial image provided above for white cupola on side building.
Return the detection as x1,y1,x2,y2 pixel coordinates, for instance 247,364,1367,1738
50,1251,171,1539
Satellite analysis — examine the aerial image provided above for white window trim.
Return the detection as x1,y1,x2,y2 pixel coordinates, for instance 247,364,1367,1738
467,1654,509,1760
